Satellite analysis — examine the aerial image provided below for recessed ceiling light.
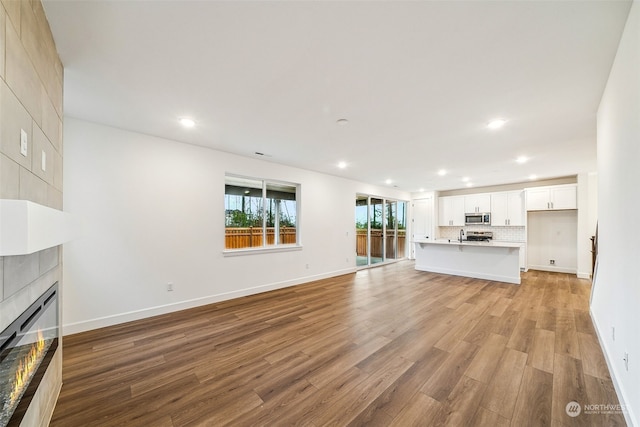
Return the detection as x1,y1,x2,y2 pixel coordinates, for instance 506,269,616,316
385,179,393,185
466,182,474,187
437,169,447,176
516,156,528,164
462,176,470,182
179,117,195,128
419,188,425,192
529,174,538,180
337,161,347,169
336,118,349,126
487,119,507,129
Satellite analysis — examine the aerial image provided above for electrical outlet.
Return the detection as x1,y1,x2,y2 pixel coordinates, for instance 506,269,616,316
167,282,173,292
550,259,555,265
20,129,28,157
612,326,616,341
346,257,349,263
41,150,47,171
623,352,629,371
305,264,309,269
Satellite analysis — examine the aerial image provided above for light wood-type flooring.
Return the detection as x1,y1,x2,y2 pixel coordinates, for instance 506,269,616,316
51,262,626,426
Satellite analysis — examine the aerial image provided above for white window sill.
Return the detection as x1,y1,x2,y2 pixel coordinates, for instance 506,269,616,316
223,244,303,257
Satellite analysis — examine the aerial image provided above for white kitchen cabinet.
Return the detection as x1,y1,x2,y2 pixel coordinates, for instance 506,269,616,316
491,191,524,226
464,193,491,213
526,184,577,211
438,196,465,226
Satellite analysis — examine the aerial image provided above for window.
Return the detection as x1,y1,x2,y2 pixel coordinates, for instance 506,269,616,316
225,175,299,251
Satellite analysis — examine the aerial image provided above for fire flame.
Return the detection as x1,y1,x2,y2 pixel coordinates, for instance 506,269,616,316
8,330,45,406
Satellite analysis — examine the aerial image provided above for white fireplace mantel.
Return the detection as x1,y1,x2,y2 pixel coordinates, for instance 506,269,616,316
0,200,78,256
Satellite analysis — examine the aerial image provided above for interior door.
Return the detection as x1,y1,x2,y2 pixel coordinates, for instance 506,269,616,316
412,198,433,258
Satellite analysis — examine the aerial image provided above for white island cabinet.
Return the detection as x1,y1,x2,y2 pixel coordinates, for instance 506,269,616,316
414,239,521,284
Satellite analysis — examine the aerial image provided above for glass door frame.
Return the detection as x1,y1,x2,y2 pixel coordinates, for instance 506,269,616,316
355,194,407,269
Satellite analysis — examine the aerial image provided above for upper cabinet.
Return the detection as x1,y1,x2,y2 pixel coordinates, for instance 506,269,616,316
464,193,491,213
438,196,465,226
526,184,577,211
491,191,524,226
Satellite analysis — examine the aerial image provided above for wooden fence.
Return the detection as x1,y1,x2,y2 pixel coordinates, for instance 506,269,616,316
356,229,406,258
225,227,406,258
225,227,297,249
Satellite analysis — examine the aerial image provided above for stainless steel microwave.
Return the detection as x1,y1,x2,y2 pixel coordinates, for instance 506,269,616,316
465,213,491,225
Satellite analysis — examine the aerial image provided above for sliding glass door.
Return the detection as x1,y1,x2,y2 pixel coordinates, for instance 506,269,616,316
370,198,384,265
355,195,407,268
355,195,369,267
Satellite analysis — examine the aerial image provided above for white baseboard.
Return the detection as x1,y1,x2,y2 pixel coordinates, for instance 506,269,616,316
62,267,357,335
577,272,592,279
590,310,636,427
527,264,577,274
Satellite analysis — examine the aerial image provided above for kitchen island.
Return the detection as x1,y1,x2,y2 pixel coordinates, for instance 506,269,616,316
414,239,521,284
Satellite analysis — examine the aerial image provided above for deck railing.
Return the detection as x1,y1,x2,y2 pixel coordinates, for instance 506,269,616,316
225,227,297,249
356,229,406,258
225,227,406,258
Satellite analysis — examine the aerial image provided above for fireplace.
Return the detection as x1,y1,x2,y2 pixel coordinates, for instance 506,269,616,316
0,283,59,427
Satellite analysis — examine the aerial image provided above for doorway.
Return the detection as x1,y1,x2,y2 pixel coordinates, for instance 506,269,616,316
411,197,433,258
355,194,407,268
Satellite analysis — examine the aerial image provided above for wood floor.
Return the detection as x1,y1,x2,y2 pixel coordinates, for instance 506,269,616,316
51,262,625,426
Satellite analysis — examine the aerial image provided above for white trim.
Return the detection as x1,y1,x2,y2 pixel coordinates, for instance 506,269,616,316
526,264,577,274
590,311,636,427
62,266,356,335
0,200,79,256
223,244,303,257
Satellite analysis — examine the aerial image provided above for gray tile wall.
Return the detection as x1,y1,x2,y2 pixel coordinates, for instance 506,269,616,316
0,248,60,331
0,0,64,320
0,258,3,301
0,1,64,423
0,1,63,209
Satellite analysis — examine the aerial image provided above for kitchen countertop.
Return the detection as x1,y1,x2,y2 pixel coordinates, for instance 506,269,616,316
413,239,523,248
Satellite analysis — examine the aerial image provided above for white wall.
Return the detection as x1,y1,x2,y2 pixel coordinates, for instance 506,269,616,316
62,118,409,334
527,210,578,273
594,1,640,425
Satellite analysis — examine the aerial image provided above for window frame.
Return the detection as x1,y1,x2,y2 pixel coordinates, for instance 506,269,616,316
223,174,301,256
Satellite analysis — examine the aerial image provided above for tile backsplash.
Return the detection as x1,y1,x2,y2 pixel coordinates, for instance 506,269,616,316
439,225,526,242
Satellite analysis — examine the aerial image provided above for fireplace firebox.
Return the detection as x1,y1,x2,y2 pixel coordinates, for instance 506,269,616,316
0,283,59,427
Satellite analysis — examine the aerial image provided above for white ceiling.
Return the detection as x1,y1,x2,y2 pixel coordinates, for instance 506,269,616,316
42,0,632,192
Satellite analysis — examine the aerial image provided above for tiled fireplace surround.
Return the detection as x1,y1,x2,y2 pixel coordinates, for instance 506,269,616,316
0,0,65,425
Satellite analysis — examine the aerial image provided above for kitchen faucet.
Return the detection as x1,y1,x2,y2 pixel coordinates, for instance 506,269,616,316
459,229,464,243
